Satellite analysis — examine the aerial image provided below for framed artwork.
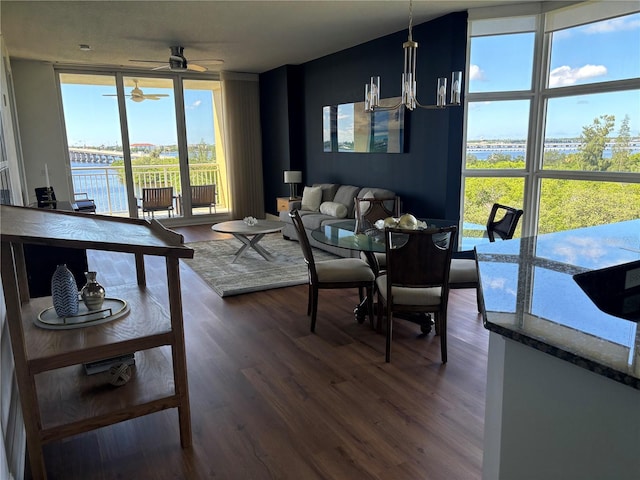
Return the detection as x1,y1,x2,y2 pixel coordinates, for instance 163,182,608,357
323,97,405,153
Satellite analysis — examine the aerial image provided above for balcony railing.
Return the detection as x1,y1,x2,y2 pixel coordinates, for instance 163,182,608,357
71,163,224,216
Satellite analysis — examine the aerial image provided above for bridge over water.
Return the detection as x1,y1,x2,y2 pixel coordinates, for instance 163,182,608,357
68,148,143,164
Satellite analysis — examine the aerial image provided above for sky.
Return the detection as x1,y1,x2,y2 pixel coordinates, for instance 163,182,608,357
63,11,639,148
61,82,215,147
466,12,640,140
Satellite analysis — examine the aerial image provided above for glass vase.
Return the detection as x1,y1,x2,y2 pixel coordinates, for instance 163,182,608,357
81,271,106,311
51,264,79,317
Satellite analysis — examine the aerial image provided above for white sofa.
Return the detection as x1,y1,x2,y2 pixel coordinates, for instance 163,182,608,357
279,183,400,258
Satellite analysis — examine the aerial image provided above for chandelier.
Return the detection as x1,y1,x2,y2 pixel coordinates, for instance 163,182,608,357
364,0,463,112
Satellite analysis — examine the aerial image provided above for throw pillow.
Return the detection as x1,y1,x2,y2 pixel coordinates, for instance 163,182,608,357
332,185,361,218
301,186,323,211
320,201,348,218
312,183,339,203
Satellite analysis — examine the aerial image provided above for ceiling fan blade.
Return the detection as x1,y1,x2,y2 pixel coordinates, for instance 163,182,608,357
151,65,171,71
189,59,225,65
129,59,166,64
143,94,170,99
187,64,208,72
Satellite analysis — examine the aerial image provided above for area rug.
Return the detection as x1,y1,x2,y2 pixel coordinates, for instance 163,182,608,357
183,233,340,297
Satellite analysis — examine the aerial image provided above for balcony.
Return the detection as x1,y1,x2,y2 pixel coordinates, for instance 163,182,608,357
71,163,226,218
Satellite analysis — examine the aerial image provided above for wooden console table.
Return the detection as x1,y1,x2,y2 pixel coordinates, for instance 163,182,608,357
0,205,194,480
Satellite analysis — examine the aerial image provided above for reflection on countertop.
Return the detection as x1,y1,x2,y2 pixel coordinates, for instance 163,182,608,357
477,219,640,389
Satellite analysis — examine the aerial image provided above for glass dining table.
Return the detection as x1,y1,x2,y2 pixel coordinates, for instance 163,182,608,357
311,218,458,331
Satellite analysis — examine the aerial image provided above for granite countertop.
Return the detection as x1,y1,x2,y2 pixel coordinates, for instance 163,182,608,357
477,219,640,389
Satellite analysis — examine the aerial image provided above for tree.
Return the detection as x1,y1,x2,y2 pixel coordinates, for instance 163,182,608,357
577,114,615,171
612,114,631,171
189,139,215,163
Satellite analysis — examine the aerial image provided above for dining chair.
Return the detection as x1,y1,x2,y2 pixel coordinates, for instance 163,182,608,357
354,195,401,274
449,203,523,311
140,187,174,218
191,184,216,213
377,225,457,363
289,210,376,332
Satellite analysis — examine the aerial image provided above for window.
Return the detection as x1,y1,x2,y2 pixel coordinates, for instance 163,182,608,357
468,32,535,93
548,13,640,88
462,4,640,246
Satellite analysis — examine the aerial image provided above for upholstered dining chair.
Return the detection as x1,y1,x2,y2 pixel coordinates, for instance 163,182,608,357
354,195,401,274
290,210,376,332
377,225,457,363
449,203,524,311
140,187,174,219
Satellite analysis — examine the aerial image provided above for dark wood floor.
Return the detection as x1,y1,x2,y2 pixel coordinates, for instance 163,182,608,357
30,225,489,480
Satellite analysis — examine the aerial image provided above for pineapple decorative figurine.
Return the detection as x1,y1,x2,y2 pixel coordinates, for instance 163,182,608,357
51,264,79,317
81,271,106,311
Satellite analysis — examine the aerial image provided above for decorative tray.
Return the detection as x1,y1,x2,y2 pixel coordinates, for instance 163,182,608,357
35,298,129,330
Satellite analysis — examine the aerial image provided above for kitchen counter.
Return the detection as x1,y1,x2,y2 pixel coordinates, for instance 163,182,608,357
477,219,640,389
477,219,640,480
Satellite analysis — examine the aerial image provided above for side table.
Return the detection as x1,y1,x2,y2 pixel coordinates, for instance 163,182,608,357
276,197,301,212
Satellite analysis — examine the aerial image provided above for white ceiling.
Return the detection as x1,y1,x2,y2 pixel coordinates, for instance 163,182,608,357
1,0,535,75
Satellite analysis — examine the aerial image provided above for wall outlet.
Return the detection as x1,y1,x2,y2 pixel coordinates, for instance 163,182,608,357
625,267,640,290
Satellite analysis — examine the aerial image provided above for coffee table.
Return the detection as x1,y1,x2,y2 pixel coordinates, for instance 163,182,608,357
211,219,285,263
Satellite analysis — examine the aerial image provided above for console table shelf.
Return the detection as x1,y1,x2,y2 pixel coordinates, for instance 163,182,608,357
0,205,194,480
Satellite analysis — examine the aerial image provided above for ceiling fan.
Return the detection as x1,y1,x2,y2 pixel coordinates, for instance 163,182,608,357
130,46,224,73
103,79,169,102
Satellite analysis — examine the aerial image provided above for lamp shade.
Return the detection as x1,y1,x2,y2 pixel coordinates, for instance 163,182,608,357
284,170,302,184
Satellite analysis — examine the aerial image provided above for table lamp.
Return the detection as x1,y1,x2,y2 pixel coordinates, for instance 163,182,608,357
284,170,302,199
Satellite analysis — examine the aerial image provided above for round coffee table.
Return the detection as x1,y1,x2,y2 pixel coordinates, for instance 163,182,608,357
211,219,285,263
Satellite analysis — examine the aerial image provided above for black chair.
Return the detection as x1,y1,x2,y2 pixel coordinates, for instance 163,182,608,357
73,192,97,213
35,186,56,208
486,203,524,242
449,203,524,311
289,210,376,332
376,225,457,363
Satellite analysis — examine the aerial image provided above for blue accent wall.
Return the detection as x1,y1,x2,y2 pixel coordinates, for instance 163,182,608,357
261,11,467,220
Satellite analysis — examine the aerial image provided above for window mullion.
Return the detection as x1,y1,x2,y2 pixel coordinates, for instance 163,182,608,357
525,12,549,239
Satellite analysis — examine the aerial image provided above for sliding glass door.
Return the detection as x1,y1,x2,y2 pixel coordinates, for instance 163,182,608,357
58,71,227,221
183,78,227,216
59,73,129,215
122,76,181,218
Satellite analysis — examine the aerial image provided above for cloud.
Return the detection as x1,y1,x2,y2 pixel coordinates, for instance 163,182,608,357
469,64,485,81
186,99,202,110
549,64,607,87
583,15,640,34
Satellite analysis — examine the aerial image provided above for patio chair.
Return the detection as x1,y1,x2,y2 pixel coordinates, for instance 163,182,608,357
140,187,174,219
73,192,97,213
191,184,216,213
